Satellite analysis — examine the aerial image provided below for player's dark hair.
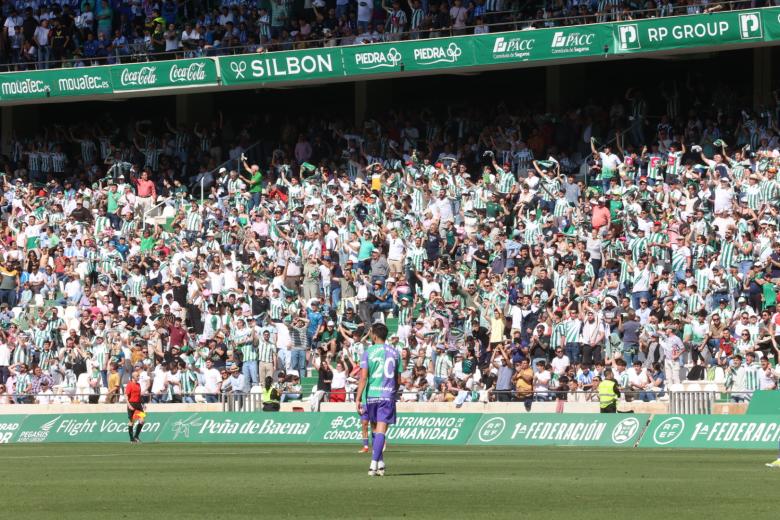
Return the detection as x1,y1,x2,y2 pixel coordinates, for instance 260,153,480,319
371,322,388,341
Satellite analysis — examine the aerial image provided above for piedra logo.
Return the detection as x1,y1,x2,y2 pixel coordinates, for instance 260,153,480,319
119,66,157,87
169,62,208,83
413,42,462,65
17,415,60,443
354,47,402,70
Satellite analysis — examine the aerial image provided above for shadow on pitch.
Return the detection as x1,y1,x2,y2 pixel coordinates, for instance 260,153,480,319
385,472,445,477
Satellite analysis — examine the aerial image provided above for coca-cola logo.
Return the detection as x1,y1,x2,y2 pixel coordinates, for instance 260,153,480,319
119,66,157,87
169,62,207,83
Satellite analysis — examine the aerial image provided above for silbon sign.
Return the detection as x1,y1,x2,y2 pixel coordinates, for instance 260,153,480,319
219,49,342,85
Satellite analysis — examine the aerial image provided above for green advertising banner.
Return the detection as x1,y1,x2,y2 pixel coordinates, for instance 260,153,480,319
612,9,768,54
13,413,170,443
468,414,649,447
472,24,612,67
342,37,475,76
0,66,112,101
746,391,780,415
111,58,217,92
763,6,780,39
639,414,780,449
311,412,480,444
155,412,320,443
219,48,343,86
0,415,29,444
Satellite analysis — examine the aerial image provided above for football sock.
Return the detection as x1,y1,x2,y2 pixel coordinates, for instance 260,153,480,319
128,424,134,441
372,433,385,463
134,423,143,439
362,438,369,448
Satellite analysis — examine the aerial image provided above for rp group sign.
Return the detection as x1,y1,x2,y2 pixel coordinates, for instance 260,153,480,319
614,10,766,53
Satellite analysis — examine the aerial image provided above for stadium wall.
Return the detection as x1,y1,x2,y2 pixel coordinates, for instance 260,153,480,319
0,411,775,449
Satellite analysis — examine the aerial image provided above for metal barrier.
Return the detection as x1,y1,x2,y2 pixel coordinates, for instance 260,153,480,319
669,390,717,415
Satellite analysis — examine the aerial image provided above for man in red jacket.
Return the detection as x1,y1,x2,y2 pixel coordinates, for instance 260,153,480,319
125,370,145,444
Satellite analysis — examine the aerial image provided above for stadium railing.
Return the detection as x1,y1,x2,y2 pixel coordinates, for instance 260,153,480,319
1,388,750,414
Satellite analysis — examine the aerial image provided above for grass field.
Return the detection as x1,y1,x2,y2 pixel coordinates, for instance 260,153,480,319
1,444,777,519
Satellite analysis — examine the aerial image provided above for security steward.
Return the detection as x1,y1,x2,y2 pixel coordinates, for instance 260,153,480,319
598,368,620,413
261,376,281,412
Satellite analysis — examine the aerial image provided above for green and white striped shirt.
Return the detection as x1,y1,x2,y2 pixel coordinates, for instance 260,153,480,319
406,246,427,272
550,322,566,350
258,339,276,363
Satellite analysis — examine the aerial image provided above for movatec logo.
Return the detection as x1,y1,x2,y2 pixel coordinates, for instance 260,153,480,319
413,42,462,65
17,415,60,443
491,36,535,59
1,78,47,97
57,74,110,92
738,12,763,39
354,47,402,70
617,24,640,51
551,31,595,54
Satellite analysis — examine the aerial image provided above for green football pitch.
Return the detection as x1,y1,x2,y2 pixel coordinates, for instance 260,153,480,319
0,444,777,519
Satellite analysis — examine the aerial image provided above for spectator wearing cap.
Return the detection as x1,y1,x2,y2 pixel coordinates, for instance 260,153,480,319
221,364,248,408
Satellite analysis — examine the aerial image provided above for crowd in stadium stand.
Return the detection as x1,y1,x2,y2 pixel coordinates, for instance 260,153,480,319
1,80,780,408
0,0,761,70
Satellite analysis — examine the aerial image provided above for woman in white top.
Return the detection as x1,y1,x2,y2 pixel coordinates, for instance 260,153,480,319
329,359,348,402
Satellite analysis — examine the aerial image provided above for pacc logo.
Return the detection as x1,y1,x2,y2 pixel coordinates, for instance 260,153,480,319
476,417,506,443
492,36,534,53
738,12,763,39
652,417,685,445
617,24,640,51
354,48,402,70
551,31,594,52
